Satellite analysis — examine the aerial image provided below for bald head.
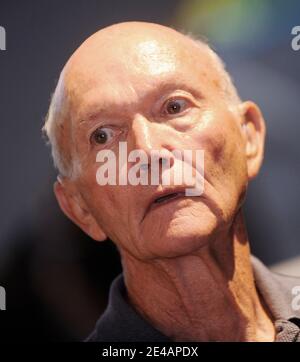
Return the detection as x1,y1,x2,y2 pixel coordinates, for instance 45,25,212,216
43,22,240,178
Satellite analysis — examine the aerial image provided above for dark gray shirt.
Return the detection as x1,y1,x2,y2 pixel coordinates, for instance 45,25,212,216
86,256,300,342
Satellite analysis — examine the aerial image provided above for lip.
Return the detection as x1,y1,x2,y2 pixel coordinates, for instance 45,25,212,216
142,186,189,222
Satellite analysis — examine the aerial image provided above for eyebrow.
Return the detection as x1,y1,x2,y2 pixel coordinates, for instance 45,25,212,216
77,78,204,127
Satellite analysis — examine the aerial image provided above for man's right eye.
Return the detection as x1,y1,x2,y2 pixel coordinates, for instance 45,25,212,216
90,127,115,145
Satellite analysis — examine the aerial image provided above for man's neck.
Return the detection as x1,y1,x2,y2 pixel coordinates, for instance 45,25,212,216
121,210,275,342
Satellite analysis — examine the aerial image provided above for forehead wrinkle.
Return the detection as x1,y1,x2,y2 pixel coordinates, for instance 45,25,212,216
73,81,139,124
73,74,205,130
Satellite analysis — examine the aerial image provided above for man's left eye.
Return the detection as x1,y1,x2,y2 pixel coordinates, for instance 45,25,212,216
164,99,188,115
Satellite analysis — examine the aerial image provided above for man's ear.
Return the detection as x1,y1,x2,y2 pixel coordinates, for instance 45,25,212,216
53,177,107,242
239,101,266,180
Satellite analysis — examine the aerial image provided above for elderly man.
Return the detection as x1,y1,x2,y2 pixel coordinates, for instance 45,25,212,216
43,22,300,342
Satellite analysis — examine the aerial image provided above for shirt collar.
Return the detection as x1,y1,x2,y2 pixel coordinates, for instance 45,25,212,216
251,255,300,342
87,272,171,342
251,255,300,321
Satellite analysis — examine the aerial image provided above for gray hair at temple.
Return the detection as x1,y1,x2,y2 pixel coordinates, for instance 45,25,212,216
42,33,241,180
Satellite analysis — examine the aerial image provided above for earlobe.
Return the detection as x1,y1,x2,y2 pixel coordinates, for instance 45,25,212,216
239,101,266,180
53,179,107,242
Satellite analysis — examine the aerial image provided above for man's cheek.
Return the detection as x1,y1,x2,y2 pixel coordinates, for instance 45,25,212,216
192,131,228,174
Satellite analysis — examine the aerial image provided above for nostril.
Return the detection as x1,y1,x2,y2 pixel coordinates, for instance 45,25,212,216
158,153,175,169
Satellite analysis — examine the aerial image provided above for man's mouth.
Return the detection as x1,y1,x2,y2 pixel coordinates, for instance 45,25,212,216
153,192,185,204
141,188,188,222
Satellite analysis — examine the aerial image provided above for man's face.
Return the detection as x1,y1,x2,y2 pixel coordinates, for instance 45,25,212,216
59,25,260,260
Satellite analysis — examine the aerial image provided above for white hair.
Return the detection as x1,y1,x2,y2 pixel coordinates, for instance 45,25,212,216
42,72,81,179
42,34,241,179
187,33,241,105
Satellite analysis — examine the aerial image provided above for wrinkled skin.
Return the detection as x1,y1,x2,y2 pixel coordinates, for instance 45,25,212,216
51,22,272,341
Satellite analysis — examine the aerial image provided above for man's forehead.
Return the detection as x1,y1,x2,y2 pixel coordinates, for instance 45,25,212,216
65,39,182,103
59,22,220,128
66,26,211,86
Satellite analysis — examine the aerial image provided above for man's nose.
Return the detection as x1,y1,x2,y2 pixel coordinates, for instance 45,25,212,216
130,114,157,152
128,114,175,168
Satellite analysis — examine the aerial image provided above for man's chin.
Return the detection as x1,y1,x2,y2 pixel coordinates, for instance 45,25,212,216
142,213,220,258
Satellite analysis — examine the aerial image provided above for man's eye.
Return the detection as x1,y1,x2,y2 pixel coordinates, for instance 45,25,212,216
90,127,114,145
164,99,188,115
